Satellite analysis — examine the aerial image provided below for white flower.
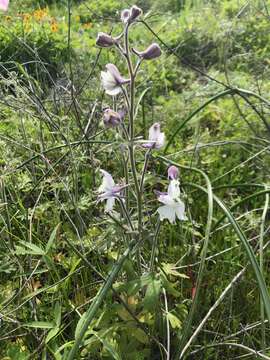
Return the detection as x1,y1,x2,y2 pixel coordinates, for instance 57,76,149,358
142,123,165,149
98,170,125,212
101,63,129,96
157,180,187,224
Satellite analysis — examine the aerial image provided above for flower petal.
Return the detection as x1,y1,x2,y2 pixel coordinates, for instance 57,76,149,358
99,169,115,193
157,205,176,224
175,200,187,221
168,180,180,200
105,197,115,212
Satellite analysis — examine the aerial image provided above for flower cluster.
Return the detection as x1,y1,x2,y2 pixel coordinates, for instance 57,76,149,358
95,4,187,224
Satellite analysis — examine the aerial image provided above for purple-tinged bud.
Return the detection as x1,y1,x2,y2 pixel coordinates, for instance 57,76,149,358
121,8,130,23
168,166,179,180
133,43,162,60
121,5,142,24
103,108,124,128
96,32,116,48
129,5,142,22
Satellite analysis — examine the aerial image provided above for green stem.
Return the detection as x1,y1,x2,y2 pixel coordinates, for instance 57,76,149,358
150,220,161,272
260,187,269,354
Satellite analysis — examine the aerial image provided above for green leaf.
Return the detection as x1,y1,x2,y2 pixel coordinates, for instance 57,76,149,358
46,326,60,343
46,223,60,253
167,312,182,329
162,263,190,279
15,241,45,256
143,275,161,311
75,312,88,340
54,301,61,327
132,328,149,344
24,321,55,329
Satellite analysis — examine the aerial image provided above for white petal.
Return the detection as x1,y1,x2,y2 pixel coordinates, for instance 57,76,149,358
149,123,160,141
101,71,117,91
158,194,174,206
175,201,187,221
157,205,176,224
98,170,115,193
105,197,115,212
155,132,165,149
105,86,122,96
168,180,180,199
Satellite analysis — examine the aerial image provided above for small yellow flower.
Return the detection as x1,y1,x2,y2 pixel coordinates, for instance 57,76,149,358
82,22,92,29
51,20,58,33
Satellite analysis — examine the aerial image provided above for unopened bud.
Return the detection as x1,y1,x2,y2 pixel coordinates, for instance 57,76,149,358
133,43,162,60
121,9,130,23
96,32,116,47
168,166,179,180
129,5,142,21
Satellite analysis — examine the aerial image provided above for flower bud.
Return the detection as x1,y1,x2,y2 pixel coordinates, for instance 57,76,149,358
129,5,142,21
96,32,116,48
133,43,162,60
121,5,142,24
121,9,130,23
168,166,179,180
103,108,124,128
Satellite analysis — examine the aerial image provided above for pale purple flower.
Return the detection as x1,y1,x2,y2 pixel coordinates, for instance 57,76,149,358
168,165,179,180
0,0,9,11
157,180,187,224
133,43,162,60
98,170,125,212
101,63,130,96
142,123,165,149
121,5,142,24
96,32,117,48
103,108,124,128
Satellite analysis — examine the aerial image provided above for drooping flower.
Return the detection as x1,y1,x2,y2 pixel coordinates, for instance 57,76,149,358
103,108,125,128
133,43,162,60
121,5,142,24
0,0,9,11
156,179,187,224
142,123,165,149
96,32,117,48
101,63,130,96
98,170,126,212
168,165,179,180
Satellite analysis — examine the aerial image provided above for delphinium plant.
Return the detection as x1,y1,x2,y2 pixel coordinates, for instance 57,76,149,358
65,4,270,360
67,5,188,359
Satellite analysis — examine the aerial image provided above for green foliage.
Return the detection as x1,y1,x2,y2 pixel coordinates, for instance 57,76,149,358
0,0,270,358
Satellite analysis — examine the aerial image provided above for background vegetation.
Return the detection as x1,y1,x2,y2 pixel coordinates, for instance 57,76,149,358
0,0,270,359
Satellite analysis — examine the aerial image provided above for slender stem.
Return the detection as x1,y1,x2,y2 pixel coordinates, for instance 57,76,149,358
150,220,161,272
260,187,269,354
124,23,143,248
140,149,151,192
163,288,170,360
